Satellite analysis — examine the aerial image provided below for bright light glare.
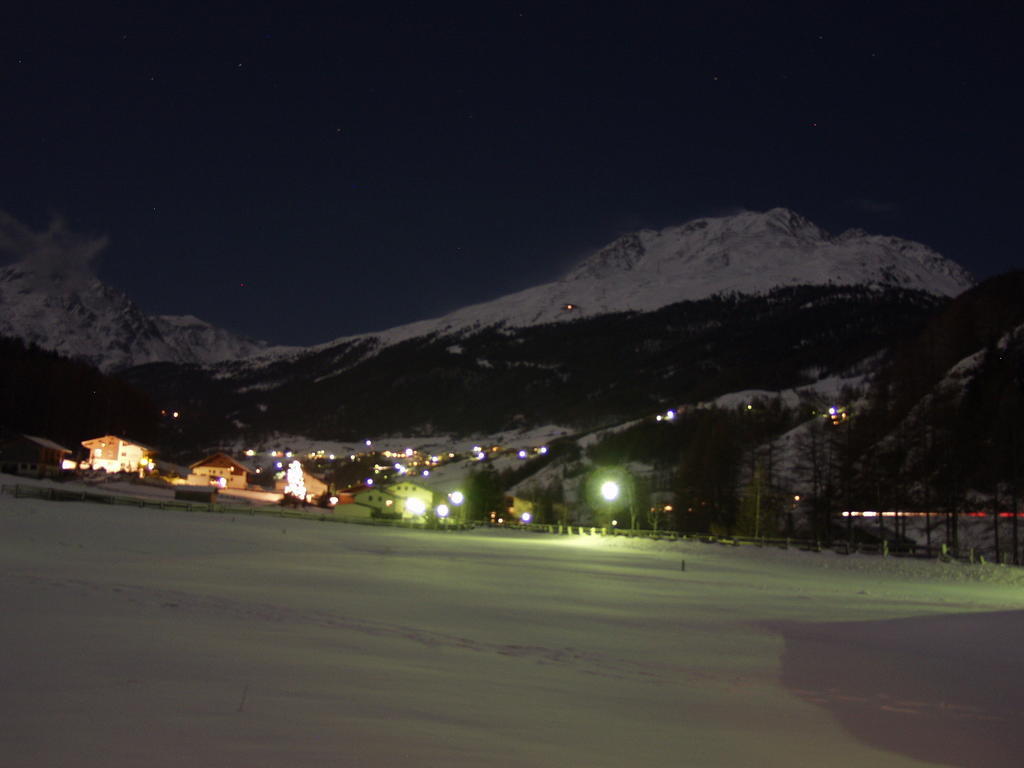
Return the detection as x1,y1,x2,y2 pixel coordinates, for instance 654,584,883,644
406,497,426,515
449,491,464,505
600,480,620,501
521,512,532,523
436,504,449,518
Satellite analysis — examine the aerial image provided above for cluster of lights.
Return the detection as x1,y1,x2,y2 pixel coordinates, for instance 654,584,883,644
655,409,677,422
825,406,849,426
283,460,307,501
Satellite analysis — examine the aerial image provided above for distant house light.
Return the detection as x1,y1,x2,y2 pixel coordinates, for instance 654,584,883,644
562,303,578,311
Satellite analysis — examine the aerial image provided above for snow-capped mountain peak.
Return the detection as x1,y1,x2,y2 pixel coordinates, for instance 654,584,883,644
1,208,976,372
0,260,289,371
330,208,974,350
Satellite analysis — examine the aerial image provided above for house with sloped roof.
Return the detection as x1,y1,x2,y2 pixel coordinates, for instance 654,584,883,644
188,453,255,490
81,435,154,473
0,432,72,478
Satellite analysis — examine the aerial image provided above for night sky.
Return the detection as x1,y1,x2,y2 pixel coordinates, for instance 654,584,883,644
3,1,1022,346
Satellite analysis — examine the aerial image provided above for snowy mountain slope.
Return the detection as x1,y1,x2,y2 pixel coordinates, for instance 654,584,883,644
312,207,974,352
0,208,975,374
0,261,290,371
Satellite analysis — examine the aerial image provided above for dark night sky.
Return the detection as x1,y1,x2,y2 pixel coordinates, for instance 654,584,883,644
2,1,1022,345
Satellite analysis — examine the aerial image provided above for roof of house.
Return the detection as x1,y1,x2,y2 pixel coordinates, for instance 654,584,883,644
21,434,72,453
189,452,255,474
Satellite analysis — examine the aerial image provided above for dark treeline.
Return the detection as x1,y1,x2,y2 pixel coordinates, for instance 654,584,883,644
0,335,159,451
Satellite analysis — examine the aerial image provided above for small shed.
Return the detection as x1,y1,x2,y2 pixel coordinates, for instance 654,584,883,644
174,486,219,503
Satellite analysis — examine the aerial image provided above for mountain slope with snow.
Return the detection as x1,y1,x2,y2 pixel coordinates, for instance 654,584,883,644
324,208,974,350
0,262,290,371
0,208,975,373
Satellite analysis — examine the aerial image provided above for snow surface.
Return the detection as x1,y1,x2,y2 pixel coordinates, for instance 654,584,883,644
2,487,1022,767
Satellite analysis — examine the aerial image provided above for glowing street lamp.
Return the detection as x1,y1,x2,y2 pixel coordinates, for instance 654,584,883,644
600,480,621,502
405,497,426,517
593,470,638,530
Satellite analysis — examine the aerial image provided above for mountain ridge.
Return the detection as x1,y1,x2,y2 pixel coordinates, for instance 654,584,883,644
0,208,974,373
0,262,295,372
294,207,974,356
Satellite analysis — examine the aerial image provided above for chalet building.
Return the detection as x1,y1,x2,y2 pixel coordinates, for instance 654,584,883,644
188,453,255,490
81,435,154,473
0,433,71,478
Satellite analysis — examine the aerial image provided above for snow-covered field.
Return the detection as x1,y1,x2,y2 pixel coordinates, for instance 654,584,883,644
2,491,1022,767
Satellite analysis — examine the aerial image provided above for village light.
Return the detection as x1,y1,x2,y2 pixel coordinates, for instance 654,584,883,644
518,450,528,459
436,504,449,518
406,497,426,516
521,512,532,523
449,490,464,505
